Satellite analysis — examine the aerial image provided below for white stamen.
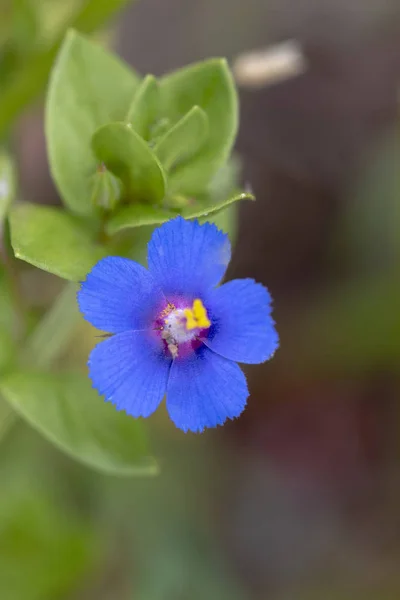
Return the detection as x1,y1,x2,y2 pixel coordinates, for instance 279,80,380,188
163,309,197,345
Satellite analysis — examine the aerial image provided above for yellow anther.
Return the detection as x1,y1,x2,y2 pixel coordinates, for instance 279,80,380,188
184,311,198,330
184,299,211,330
193,299,211,328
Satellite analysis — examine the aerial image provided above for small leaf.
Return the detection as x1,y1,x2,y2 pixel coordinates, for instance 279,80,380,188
0,151,16,224
92,122,166,205
0,370,158,476
106,190,254,234
46,30,140,215
154,105,208,171
10,203,106,281
127,74,159,140
159,59,238,194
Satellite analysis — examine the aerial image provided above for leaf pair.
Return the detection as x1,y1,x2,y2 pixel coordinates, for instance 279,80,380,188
47,30,242,218
9,30,252,281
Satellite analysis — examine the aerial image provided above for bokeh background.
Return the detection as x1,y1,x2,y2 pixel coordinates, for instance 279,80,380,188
2,0,400,598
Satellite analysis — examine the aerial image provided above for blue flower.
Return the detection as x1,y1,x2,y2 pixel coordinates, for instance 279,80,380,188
77,217,278,433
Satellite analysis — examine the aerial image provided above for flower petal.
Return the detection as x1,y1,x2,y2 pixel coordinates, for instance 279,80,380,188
89,330,171,417
147,216,231,297
166,346,248,432
78,256,165,333
204,278,279,364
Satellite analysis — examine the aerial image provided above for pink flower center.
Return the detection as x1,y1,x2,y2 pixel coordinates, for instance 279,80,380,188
155,300,211,359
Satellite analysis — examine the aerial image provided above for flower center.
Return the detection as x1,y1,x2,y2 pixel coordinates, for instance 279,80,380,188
159,299,211,359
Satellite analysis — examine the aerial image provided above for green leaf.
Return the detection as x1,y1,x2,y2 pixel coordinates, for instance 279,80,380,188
92,122,166,205
106,190,254,234
154,105,208,171
0,370,158,476
0,1,135,137
46,30,140,215
159,59,238,194
9,203,106,281
0,151,16,224
127,74,160,140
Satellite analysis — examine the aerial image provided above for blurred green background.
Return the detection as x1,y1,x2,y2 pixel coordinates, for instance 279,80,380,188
2,0,400,598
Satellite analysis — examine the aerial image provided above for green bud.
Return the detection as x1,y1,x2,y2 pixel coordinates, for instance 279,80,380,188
149,117,172,146
167,194,192,209
91,164,122,212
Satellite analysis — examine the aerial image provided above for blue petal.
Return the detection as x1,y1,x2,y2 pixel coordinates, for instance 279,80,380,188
166,346,248,433
89,330,171,417
147,217,231,297
78,256,165,333
204,278,279,364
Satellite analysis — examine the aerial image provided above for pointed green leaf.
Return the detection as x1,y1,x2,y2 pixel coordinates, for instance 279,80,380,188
106,190,254,234
46,30,140,215
154,105,208,171
0,370,158,476
127,74,160,140
10,203,106,281
159,59,238,194
0,152,16,224
92,122,166,204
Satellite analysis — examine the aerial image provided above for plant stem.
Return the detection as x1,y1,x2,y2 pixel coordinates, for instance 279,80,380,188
22,282,80,369
0,212,30,336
